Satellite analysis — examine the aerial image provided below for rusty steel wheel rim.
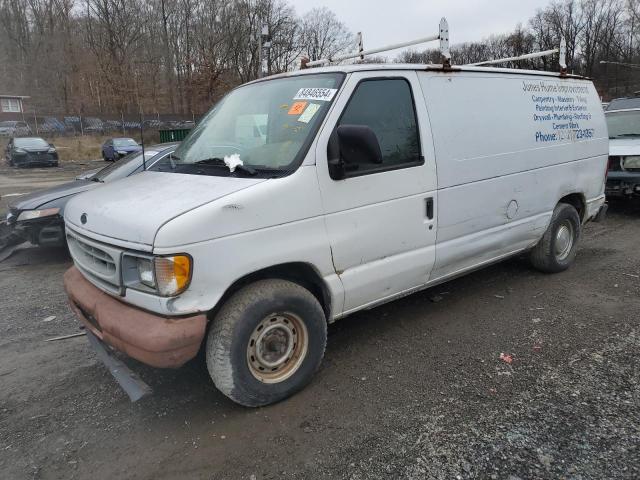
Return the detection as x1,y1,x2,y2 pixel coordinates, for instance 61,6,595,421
246,312,308,384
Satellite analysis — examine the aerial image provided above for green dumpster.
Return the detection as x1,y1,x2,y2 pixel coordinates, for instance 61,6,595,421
159,127,192,143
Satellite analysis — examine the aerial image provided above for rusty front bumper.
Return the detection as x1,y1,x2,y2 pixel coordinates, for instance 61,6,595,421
64,266,207,368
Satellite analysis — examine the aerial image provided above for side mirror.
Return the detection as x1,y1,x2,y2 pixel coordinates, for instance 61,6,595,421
329,125,382,179
327,157,345,179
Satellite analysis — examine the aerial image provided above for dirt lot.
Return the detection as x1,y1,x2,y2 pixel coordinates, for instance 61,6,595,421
0,163,639,480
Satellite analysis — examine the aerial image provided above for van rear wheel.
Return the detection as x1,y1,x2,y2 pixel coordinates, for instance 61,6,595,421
530,203,581,273
206,279,327,407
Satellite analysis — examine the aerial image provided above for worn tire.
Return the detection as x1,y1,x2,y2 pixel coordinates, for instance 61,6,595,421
206,279,327,407
530,203,581,273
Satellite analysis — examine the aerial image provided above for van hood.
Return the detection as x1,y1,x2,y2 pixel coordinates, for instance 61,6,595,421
609,137,640,157
64,171,266,246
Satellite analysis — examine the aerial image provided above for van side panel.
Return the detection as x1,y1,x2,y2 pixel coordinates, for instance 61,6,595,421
419,72,607,280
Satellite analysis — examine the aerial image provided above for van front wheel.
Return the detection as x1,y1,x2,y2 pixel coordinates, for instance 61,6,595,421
530,203,581,273
206,279,327,407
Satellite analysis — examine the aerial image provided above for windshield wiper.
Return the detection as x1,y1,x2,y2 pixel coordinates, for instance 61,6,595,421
194,157,225,165
194,157,257,175
91,177,104,183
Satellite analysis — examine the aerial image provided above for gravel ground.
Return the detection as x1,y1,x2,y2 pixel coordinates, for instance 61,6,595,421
0,162,638,479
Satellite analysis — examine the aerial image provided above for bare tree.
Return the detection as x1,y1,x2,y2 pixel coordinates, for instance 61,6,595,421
1,0,638,118
299,6,353,61
84,0,145,112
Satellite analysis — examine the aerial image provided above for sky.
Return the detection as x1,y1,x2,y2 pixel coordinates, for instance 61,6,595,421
293,0,547,57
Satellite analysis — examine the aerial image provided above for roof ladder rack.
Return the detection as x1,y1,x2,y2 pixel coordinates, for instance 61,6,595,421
466,39,567,73
303,17,450,68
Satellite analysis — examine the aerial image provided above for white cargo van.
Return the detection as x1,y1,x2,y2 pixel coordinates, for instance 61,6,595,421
63,63,608,406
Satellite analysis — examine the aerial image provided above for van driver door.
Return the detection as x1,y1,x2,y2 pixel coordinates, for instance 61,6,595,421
315,70,438,315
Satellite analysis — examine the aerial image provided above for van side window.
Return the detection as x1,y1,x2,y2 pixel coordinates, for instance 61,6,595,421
336,78,421,176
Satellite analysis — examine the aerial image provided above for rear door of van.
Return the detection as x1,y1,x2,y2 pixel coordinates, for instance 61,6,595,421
315,71,438,314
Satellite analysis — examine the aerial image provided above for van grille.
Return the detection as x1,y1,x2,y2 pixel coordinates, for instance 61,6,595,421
66,229,122,295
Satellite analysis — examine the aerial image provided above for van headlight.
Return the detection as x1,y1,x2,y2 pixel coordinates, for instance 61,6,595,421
622,156,640,170
122,254,192,296
136,257,155,288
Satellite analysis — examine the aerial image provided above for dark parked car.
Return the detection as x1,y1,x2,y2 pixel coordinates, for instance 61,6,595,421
0,120,31,137
5,143,177,247
606,107,640,199
101,137,142,161
5,137,58,167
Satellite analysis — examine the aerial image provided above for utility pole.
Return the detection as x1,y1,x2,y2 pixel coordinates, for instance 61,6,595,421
258,23,271,78
139,109,146,171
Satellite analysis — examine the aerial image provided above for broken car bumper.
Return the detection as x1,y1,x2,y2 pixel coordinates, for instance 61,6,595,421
11,217,65,247
64,266,207,368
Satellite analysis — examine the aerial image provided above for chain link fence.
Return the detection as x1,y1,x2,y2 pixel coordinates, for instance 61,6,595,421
1,112,200,138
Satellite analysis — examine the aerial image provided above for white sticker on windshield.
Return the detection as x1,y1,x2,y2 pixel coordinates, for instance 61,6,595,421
298,103,321,123
294,87,337,102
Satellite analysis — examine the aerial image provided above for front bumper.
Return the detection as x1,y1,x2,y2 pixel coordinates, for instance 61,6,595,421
13,157,58,167
64,266,207,368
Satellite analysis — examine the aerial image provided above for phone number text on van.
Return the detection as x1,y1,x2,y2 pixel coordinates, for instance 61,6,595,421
536,128,594,142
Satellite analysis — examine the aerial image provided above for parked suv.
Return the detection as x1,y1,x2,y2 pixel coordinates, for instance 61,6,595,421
63,64,608,407
605,106,640,198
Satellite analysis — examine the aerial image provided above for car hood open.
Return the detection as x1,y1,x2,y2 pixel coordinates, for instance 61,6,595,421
64,171,265,247
609,137,640,157
9,179,96,211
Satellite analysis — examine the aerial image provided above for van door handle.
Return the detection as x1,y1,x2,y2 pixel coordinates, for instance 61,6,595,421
425,197,434,220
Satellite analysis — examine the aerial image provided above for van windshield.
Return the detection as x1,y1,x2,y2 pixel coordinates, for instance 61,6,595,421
606,110,640,138
151,73,344,177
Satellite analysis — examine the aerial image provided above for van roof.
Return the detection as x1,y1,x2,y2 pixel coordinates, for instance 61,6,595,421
255,63,589,82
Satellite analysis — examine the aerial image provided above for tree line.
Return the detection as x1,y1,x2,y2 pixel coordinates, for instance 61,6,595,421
400,0,640,98
0,0,353,116
1,0,639,118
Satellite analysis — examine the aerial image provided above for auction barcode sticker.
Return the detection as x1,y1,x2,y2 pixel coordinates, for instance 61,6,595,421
293,87,337,102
